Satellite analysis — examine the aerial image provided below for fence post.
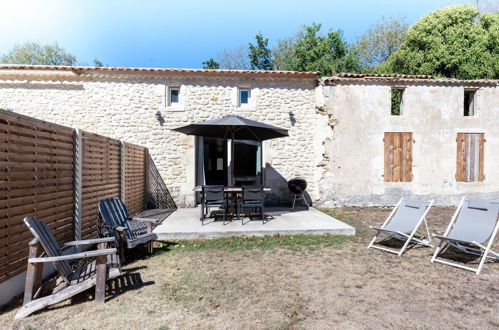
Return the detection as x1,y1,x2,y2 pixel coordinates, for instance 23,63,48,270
120,141,125,202
74,129,82,245
144,148,149,209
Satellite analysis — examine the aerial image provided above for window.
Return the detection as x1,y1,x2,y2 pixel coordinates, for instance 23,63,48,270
391,88,404,115
384,132,413,182
239,88,250,105
464,90,476,116
456,133,484,182
168,87,180,105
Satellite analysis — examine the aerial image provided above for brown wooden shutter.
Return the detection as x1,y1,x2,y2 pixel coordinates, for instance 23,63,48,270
384,132,394,182
456,133,467,182
456,133,484,182
384,132,412,182
478,133,484,181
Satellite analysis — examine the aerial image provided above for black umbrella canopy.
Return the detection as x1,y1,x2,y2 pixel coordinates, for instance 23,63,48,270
172,115,288,141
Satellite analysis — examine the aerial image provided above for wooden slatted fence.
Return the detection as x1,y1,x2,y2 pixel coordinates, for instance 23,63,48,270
81,131,121,239
0,109,149,284
123,142,146,216
0,110,75,283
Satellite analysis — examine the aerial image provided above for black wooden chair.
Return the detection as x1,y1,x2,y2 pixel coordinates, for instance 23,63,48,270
200,185,228,225
237,185,265,224
98,198,157,261
16,217,121,319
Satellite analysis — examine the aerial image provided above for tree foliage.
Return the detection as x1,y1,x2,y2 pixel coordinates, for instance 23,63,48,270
248,33,273,70
202,58,220,69
354,16,408,69
218,45,250,70
93,58,104,67
272,28,305,70
380,5,499,79
0,42,77,66
284,24,360,75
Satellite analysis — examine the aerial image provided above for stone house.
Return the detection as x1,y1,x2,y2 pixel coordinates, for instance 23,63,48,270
0,66,497,206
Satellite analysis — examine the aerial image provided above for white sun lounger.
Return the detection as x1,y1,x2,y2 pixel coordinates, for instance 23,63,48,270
368,198,434,256
431,197,499,275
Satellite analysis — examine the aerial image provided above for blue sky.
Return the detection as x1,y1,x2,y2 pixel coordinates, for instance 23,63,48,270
0,0,465,68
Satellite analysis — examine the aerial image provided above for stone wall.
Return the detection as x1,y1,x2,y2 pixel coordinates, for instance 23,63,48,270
1,68,497,208
321,81,499,206
0,71,321,206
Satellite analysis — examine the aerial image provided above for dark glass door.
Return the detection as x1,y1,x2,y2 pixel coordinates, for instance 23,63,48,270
233,140,262,186
196,137,227,186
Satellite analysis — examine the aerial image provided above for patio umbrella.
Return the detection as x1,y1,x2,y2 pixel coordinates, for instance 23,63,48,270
172,115,288,185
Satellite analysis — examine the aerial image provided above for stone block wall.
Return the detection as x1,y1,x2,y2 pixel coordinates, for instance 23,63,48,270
0,71,323,206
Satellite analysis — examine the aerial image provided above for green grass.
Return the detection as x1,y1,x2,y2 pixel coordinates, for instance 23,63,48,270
153,234,347,255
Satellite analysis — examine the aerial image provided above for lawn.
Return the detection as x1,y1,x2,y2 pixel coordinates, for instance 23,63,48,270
1,207,498,329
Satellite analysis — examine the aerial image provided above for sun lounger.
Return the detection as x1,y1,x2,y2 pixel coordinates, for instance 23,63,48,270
368,198,434,256
431,197,499,275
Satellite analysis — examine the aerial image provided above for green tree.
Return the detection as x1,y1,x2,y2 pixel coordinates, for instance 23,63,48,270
354,16,408,69
93,58,104,67
380,5,499,79
272,27,305,70
286,23,360,75
202,58,220,69
0,42,77,65
248,33,273,70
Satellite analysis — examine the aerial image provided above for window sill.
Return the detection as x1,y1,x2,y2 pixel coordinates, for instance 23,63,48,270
237,105,257,111
165,106,186,112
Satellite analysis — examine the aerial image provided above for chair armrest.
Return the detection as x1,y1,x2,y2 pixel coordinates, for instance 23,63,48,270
28,248,117,263
131,217,157,224
60,237,116,248
102,224,128,232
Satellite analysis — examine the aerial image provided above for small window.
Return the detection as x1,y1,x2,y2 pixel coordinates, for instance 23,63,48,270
384,132,413,182
464,90,476,116
239,88,250,105
391,88,404,115
169,87,180,104
456,133,484,182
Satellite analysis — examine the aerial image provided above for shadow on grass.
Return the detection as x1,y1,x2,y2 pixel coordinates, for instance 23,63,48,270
3,262,154,317
436,244,482,265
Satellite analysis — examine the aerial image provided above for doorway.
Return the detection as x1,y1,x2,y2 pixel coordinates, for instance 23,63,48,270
196,137,263,189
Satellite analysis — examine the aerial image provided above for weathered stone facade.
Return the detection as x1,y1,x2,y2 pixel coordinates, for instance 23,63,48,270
0,67,497,207
320,75,499,206
0,67,324,206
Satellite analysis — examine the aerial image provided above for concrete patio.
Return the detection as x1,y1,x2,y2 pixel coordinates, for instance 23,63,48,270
153,207,355,240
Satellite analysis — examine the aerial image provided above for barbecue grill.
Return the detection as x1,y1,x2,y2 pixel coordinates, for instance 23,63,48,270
288,178,309,209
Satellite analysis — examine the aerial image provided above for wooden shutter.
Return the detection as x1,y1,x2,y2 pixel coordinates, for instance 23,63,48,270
384,132,412,182
456,133,484,182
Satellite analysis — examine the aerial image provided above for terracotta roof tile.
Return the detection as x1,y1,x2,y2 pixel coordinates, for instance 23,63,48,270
323,73,498,86
0,64,319,79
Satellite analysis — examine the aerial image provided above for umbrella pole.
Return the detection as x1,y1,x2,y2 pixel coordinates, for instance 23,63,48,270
231,129,235,186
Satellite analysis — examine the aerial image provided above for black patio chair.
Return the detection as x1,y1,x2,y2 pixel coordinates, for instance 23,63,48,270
200,185,228,225
238,185,265,223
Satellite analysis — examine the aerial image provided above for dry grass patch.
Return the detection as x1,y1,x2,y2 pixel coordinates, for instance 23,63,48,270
1,207,498,329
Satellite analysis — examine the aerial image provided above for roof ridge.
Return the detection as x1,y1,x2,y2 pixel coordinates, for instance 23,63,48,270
0,64,319,78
